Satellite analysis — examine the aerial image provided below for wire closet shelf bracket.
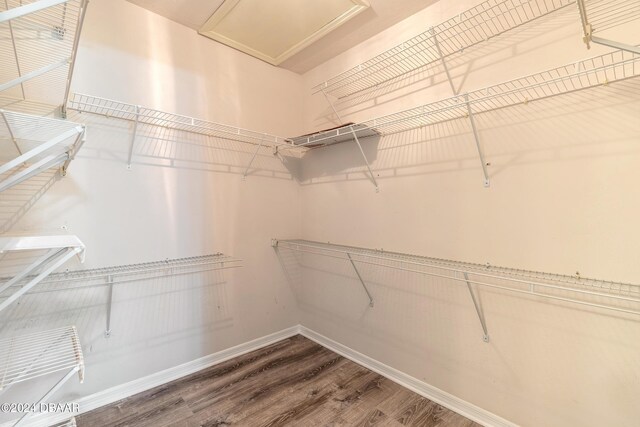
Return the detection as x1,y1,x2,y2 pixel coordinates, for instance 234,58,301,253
273,239,640,343
576,0,640,55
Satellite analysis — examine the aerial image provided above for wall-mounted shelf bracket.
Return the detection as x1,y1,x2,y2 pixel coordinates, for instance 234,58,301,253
576,0,640,55
126,105,141,169
242,134,266,179
464,94,490,188
104,275,114,337
0,235,85,314
321,89,379,192
430,27,457,96
463,272,489,342
346,252,374,307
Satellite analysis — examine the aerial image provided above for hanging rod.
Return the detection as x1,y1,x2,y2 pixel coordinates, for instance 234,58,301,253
274,239,640,321
67,93,298,150
0,110,86,192
298,49,640,147
0,0,87,108
312,0,576,99
0,325,84,426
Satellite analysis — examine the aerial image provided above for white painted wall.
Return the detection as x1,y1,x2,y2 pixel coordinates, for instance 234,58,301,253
296,1,640,426
0,0,303,422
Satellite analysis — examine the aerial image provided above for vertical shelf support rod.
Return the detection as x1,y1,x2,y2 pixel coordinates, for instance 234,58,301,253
104,275,113,337
322,89,379,192
346,253,374,307
127,105,140,169
430,27,457,95
243,134,266,179
464,94,490,187
463,272,489,342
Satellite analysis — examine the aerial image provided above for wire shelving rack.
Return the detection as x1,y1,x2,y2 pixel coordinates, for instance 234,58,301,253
0,109,85,192
0,325,84,427
273,239,640,341
0,0,89,109
312,0,576,99
0,253,243,337
0,234,85,314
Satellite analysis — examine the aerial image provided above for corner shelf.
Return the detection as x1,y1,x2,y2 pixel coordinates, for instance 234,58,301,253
301,49,640,186
0,326,84,427
312,0,575,99
0,234,85,314
273,239,640,342
0,0,89,110
0,110,86,193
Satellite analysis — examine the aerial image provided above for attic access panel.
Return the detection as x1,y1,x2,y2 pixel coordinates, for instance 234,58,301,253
199,0,370,65
289,123,380,148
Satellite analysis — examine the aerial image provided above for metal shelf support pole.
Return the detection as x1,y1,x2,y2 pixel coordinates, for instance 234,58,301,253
431,27,457,95
13,366,79,427
61,0,89,118
464,94,490,188
346,253,374,307
104,275,113,338
127,105,141,169
322,89,379,192
463,272,489,342
243,134,266,179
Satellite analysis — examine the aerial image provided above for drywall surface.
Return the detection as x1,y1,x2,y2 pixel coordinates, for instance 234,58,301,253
0,0,303,421
296,0,640,426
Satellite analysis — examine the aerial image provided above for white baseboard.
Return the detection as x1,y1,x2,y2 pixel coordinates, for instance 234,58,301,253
19,324,514,427
298,326,516,427
20,325,301,427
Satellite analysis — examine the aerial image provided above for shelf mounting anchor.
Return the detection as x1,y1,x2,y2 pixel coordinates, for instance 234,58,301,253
464,94,490,187
322,89,379,192
463,272,489,342
127,105,140,170
346,252,374,307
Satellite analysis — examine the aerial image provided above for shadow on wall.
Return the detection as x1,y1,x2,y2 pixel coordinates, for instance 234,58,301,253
301,80,640,186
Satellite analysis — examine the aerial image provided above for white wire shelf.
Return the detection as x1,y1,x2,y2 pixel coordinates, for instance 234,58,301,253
0,326,83,426
312,0,576,98
0,109,86,192
0,253,243,337
0,234,85,314
67,92,296,150
577,0,640,54
274,239,640,340
301,49,640,146
0,0,88,107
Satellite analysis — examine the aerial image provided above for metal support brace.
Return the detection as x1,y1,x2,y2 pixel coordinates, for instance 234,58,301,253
1,109,22,156
0,152,68,192
346,253,374,307
430,27,457,95
243,134,266,179
127,105,141,169
13,365,79,427
62,0,89,118
322,89,379,192
0,58,70,93
105,275,113,338
0,247,81,314
62,126,86,175
576,0,640,54
463,272,489,342
464,94,490,187
590,37,640,55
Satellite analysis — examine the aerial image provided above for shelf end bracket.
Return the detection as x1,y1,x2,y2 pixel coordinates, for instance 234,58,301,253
465,94,490,188
463,272,489,342
346,252,374,307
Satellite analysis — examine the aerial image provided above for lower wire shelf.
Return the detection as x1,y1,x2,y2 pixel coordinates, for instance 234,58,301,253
273,239,640,341
0,326,84,427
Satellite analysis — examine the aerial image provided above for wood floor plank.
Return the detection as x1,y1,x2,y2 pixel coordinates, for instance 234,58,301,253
77,335,480,427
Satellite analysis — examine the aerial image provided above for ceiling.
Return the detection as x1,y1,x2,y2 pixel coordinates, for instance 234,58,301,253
126,0,439,74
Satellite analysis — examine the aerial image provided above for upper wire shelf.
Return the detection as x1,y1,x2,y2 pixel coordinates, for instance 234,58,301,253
274,239,640,317
0,325,84,390
299,49,640,147
67,93,296,149
312,0,576,99
0,0,89,108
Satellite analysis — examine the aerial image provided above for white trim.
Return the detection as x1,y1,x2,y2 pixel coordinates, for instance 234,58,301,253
17,326,301,427
16,324,514,427
298,326,516,427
